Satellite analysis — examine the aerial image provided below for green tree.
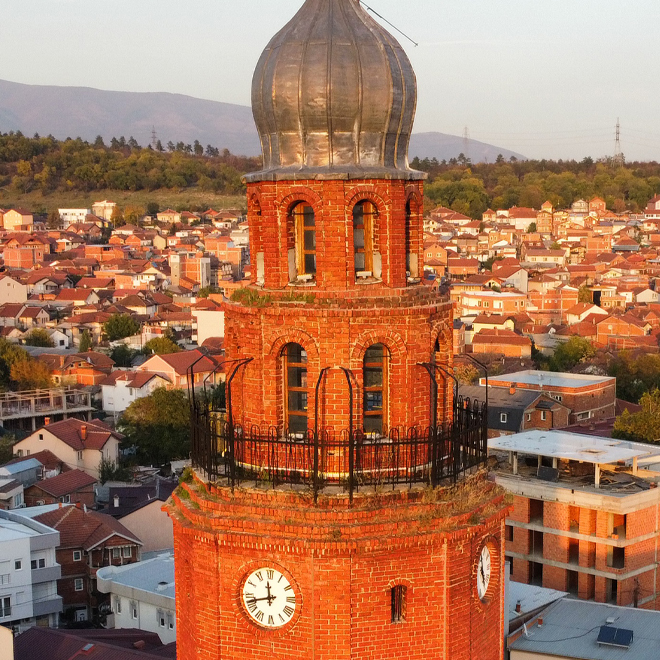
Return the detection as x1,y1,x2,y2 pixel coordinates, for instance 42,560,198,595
110,205,125,228
608,352,660,403
10,359,52,390
578,286,592,304
613,390,660,443
119,388,191,465
527,222,537,233
143,337,180,355
99,457,132,484
78,330,93,352
0,434,17,464
47,210,61,229
104,314,141,341
546,337,596,372
110,344,137,368
24,329,54,348
0,339,30,389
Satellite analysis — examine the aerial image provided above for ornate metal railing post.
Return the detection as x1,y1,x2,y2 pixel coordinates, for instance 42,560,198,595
313,368,330,503
338,368,355,502
224,358,253,489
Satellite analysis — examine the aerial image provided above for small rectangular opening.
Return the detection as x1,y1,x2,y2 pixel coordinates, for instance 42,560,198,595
607,579,618,604
569,537,579,565
607,546,625,569
505,525,514,542
529,561,543,587
529,499,544,524
530,530,543,559
567,570,579,596
391,585,407,623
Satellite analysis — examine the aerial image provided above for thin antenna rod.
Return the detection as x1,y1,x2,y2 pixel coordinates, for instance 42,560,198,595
359,1,419,47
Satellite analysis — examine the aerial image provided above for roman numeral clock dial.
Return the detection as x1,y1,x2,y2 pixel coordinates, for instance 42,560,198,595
477,545,492,601
241,567,297,629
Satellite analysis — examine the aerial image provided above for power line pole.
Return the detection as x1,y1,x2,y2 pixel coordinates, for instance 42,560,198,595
614,118,624,166
151,126,159,150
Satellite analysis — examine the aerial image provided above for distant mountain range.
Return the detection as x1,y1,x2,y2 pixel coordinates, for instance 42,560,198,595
0,79,525,163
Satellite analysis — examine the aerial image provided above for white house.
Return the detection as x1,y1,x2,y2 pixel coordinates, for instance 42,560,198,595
97,552,176,644
13,419,122,480
0,509,62,633
191,308,225,345
0,276,28,305
58,209,91,228
101,372,171,414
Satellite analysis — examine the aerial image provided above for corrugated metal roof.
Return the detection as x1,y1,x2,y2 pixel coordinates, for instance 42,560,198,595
0,458,42,474
509,598,660,660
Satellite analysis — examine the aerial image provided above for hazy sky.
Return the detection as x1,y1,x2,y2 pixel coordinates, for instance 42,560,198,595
3,0,660,161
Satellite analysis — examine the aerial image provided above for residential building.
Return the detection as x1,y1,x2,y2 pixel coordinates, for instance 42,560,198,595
491,430,660,608
484,371,616,425
0,509,62,632
508,598,660,660
0,478,24,510
13,419,122,480
97,552,176,644
136,350,218,389
92,201,117,222
457,289,528,318
0,275,28,305
461,385,570,438
58,209,92,228
106,480,176,553
30,504,142,623
24,469,97,508
14,627,176,660
2,209,34,232
100,371,171,415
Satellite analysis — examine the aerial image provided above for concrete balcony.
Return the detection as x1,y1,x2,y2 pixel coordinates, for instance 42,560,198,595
33,595,63,618
31,564,62,584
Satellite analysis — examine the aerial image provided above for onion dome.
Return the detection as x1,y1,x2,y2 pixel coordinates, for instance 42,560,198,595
246,0,424,182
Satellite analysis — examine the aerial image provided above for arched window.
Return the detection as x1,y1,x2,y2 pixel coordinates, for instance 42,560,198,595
363,344,388,434
283,343,308,433
391,585,407,623
291,203,316,280
353,201,376,277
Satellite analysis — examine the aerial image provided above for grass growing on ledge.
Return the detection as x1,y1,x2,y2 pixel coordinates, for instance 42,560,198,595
230,288,273,307
230,288,316,307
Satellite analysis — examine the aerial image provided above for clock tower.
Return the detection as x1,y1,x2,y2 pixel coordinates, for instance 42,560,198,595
167,1,509,659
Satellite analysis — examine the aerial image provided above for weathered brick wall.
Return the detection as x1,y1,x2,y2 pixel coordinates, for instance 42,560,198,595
224,177,454,434
224,292,453,432
167,473,508,660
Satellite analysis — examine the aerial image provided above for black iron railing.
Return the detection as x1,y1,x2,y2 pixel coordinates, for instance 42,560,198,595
189,396,488,502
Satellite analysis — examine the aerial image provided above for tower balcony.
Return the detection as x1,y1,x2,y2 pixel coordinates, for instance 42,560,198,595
190,395,488,501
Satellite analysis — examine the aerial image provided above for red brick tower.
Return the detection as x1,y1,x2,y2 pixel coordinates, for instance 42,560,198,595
167,2,508,659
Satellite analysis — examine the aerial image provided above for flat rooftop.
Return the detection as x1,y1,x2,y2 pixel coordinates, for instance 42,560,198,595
97,552,175,600
482,369,615,389
509,599,660,660
489,430,660,466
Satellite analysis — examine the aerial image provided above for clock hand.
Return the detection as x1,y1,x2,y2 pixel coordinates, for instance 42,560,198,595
266,581,276,606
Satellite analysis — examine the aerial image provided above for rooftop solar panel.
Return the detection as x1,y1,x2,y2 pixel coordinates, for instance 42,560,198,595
597,625,633,648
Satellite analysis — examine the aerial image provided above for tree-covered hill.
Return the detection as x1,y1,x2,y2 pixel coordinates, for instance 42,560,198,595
2,131,660,220
414,156,660,218
0,131,261,198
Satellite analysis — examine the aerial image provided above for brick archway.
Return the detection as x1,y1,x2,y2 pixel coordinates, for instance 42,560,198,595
276,188,322,216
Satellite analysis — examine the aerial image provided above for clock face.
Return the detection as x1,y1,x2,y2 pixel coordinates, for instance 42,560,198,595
477,545,492,601
241,567,297,628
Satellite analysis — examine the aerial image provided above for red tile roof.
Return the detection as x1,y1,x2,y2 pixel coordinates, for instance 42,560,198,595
33,504,141,550
32,469,97,497
39,418,122,451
